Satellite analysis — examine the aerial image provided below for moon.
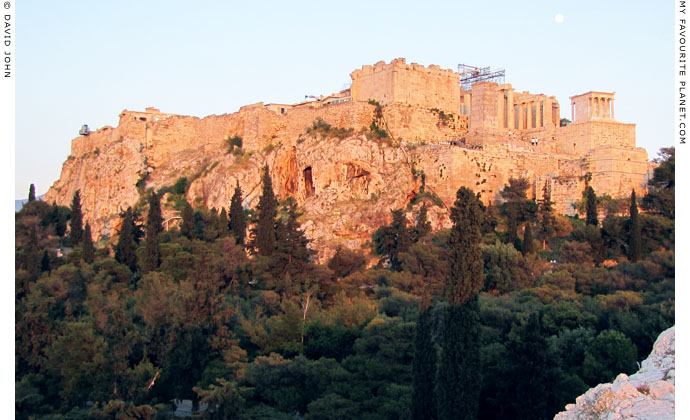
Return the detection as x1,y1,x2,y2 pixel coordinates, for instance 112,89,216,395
555,13,565,24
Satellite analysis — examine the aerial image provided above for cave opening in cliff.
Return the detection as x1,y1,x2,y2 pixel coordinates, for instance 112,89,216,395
304,167,315,198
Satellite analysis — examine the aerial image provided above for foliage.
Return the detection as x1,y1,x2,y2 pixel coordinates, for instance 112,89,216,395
226,135,244,155
250,166,278,256
629,189,641,262
306,118,354,140
69,190,84,247
584,186,598,226
14,148,675,419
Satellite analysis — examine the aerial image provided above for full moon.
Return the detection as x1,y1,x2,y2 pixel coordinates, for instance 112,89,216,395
555,13,565,24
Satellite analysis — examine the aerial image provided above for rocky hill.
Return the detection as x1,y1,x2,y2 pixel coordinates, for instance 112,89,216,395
554,326,675,420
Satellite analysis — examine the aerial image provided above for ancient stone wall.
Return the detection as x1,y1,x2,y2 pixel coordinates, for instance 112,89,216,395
557,120,636,155
350,58,461,113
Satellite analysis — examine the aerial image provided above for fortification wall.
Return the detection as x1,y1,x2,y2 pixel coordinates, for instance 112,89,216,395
351,58,461,112
557,121,636,155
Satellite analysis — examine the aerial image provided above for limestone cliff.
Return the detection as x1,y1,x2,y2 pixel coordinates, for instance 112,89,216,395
554,326,675,420
44,89,650,260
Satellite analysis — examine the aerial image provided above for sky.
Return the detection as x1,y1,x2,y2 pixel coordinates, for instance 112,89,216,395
15,0,673,199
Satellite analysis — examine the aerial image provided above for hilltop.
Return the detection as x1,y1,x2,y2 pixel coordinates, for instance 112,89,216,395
43,58,652,258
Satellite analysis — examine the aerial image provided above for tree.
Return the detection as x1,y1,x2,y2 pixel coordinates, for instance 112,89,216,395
181,202,195,239
373,209,413,271
412,296,436,420
414,203,432,240
437,298,481,420
522,222,535,255
230,182,246,245
585,186,598,226
251,166,278,256
437,187,483,420
146,191,163,236
219,208,229,237
538,181,555,247
628,189,642,262
82,223,95,264
642,147,674,219
142,192,163,272
28,184,36,202
69,190,84,247
445,187,484,304
500,178,536,248
115,207,138,272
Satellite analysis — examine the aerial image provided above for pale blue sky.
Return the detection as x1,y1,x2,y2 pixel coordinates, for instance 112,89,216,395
15,0,673,199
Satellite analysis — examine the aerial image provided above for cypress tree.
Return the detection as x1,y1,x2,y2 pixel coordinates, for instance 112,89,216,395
24,225,42,281
230,181,246,245
52,203,67,237
28,184,36,202
437,298,481,420
437,187,483,420
445,187,484,304
218,208,229,237
538,181,555,248
251,166,277,256
181,203,195,239
69,190,84,247
146,191,163,236
629,189,642,262
522,222,535,255
82,223,95,264
142,191,163,271
585,186,598,226
414,203,432,240
412,295,437,420
40,250,51,273
115,207,138,272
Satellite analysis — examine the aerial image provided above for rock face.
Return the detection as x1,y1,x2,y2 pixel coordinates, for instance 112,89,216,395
554,326,675,420
44,59,652,259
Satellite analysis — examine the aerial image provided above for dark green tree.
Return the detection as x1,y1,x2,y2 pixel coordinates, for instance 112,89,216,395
437,298,481,420
437,187,483,420
82,223,94,264
585,186,598,226
181,202,195,239
52,203,67,237
500,178,536,248
24,224,42,281
146,191,163,235
412,296,437,420
445,187,484,304
251,166,278,256
115,207,138,272
373,209,413,271
28,184,36,202
218,208,229,237
272,198,315,281
522,222,535,255
414,203,432,240
642,147,674,218
142,192,163,272
40,250,51,273
69,190,84,247
230,182,246,245
500,313,563,420
538,181,556,247
628,189,641,262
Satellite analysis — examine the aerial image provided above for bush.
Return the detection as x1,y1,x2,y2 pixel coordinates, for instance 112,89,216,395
226,135,243,154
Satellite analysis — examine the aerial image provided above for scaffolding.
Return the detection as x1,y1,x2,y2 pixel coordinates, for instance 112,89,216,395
458,64,505,90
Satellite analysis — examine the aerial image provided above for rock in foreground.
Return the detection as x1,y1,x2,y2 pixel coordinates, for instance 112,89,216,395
554,326,674,420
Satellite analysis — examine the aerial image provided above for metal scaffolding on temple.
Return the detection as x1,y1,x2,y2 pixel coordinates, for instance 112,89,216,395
458,64,505,90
